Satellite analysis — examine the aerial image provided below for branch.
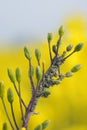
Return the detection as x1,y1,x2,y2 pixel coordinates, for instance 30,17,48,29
56,36,62,55
48,41,52,63
63,51,75,61
2,98,15,130
18,83,24,123
13,83,27,109
10,103,19,130
29,59,35,94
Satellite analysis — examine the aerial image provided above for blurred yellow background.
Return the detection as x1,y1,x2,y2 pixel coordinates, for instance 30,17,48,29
0,16,87,130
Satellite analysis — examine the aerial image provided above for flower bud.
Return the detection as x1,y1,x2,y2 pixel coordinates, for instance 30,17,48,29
28,65,34,77
24,46,31,60
42,120,51,129
42,89,51,98
65,72,73,77
66,44,73,51
52,45,57,54
8,68,15,83
71,64,82,73
58,25,64,37
35,49,41,62
34,124,42,130
7,88,14,104
62,51,67,57
0,81,5,99
3,122,8,130
54,79,61,85
16,67,22,83
36,66,42,82
74,43,83,52
47,33,52,43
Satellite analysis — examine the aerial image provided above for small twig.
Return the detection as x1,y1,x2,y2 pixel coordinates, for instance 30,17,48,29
18,83,24,123
2,98,15,130
42,62,45,76
38,59,40,66
56,36,62,55
13,83,27,109
10,103,19,130
48,41,52,63
29,59,35,94
58,66,61,78
63,51,75,61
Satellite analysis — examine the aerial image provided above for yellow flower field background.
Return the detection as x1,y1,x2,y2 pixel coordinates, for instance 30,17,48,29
0,16,87,130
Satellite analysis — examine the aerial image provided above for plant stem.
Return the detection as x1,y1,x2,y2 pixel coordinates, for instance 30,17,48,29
56,36,62,55
13,83,27,109
2,98,15,130
29,59,35,94
63,51,75,60
48,41,52,63
10,103,19,130
18,83,24,123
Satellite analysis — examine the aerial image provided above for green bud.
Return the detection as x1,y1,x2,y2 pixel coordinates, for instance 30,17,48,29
74,43,83,52
16,67,22,83
42,120,51,129
71,64,82,73
3,122,8,130
47,33,52,43
65,72,73,77
58,25,64,36
52,45,57,54
35,49,41,61
0,81,5,99
53,79,61,85
36,66,42,82
24,46,31,60
62,51,67,57
7,88,14,104
66,44,73,51
42,89,51,98
34,124,42,130
28,65,34,77
8,68,15,83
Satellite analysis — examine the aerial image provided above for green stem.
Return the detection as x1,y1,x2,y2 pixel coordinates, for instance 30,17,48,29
13,83,27,109
2,98,15,130
56,36,62,55
10,103,19,130
48,41,52,63
63,51,75,60
18,83,24,122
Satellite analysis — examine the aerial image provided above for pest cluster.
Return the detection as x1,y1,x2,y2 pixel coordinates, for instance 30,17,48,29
0,26,83,130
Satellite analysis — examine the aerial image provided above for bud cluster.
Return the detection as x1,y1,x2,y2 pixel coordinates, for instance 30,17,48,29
0,25,83,130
